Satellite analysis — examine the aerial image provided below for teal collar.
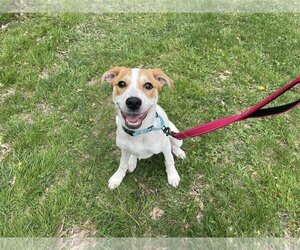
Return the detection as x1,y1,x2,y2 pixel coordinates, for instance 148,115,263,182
122,112,173,137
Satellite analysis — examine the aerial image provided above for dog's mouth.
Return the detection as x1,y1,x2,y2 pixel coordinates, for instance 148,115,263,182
121,110,149,129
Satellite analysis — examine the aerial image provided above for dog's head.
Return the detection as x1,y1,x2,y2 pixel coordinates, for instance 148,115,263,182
101,67,173,129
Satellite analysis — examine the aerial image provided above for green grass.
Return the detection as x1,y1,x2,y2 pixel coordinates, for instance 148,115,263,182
0,13,299,237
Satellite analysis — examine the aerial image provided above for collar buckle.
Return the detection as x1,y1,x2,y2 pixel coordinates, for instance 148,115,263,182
122,112,176,137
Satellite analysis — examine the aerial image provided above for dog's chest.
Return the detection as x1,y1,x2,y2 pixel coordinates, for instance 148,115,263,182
116,132,166,159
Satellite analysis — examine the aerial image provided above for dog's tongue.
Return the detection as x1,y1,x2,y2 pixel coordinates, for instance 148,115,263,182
125,113,144,128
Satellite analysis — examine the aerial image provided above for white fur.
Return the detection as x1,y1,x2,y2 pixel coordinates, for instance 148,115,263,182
108,69,185,190
131,68,140,87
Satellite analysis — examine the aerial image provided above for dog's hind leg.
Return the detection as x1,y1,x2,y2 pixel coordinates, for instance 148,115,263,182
168,121,186,159
127,155,137,173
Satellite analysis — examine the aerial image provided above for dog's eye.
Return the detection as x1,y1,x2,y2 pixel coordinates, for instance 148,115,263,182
144,82,153,90
117,81,126,88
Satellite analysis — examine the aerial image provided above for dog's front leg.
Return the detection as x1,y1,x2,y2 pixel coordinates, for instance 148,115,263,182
162,144,180,187
108,149,130,189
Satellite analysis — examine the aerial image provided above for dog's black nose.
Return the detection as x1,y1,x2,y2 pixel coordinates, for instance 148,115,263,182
126,97,142,111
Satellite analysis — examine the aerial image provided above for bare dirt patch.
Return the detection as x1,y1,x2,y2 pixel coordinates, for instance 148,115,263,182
0,88,15,103
0,143,12,162
56,220,97,249
150,207,165,220
38,68,49,79
58,220,97,238
218,70,232,81
189,175,205,223
19,113,34,125
37,102,52,114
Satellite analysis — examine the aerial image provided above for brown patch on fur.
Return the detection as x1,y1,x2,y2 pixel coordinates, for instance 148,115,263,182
150,68,174,90
100,66,126,85
112,68,132,97
138,69,160,99
101,67,173,99
137,68,173,98
101,67,132,97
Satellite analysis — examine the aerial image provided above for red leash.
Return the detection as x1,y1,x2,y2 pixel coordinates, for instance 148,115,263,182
172,76,300,140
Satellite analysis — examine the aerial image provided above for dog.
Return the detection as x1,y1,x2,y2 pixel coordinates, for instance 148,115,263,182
101,67,186,189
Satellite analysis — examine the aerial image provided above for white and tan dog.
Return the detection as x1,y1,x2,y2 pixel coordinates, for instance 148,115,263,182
101,67,186,189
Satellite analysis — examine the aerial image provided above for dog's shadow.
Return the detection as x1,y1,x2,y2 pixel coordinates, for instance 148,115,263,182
127,153,166,177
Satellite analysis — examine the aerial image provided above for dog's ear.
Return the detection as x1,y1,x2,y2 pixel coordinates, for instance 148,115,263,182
101,66,123,85
150,68,173,90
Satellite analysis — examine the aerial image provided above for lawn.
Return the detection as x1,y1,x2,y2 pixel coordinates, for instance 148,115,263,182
0,13,299,237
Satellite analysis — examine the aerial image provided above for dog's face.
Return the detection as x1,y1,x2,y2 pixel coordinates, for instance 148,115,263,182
101,67,173,129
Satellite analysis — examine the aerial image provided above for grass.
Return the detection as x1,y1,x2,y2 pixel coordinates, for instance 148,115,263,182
0,13,299,237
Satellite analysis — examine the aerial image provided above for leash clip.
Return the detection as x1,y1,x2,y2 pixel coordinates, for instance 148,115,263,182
162,126,176,137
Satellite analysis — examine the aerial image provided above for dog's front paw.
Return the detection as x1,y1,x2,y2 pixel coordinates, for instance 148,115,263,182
108,172,124,190
167,171,180,187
